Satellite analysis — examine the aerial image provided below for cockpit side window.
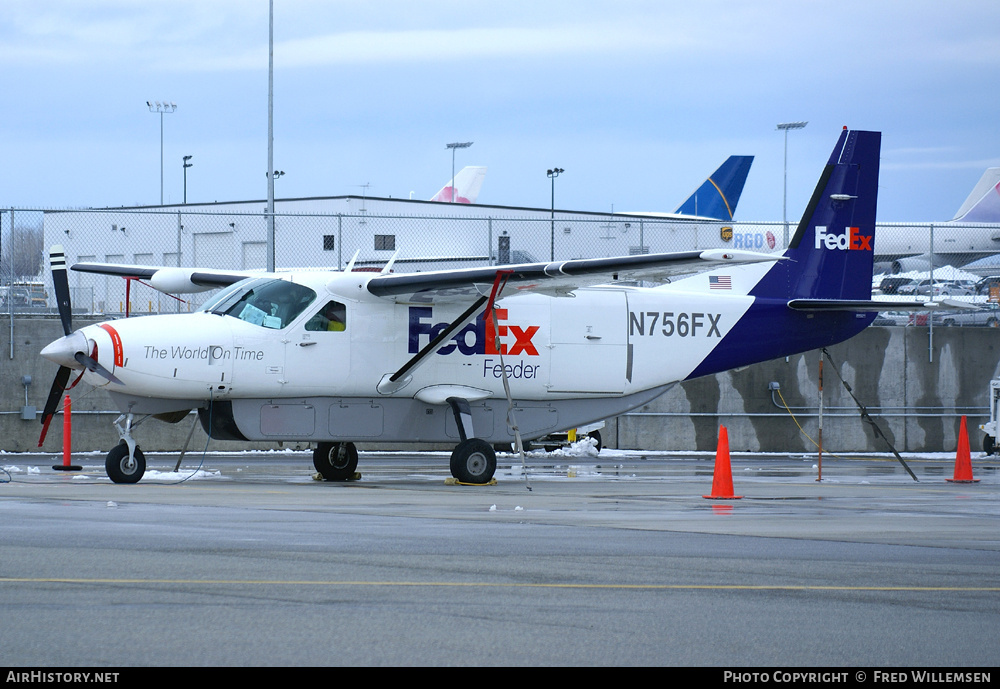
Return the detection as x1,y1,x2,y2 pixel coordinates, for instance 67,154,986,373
205,278,316,330
304,300,347,332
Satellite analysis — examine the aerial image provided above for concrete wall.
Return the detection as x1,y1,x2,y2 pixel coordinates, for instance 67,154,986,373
607,325,1000,453
4,315,999,455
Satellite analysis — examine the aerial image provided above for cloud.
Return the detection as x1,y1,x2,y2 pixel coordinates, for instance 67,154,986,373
162,22,682,72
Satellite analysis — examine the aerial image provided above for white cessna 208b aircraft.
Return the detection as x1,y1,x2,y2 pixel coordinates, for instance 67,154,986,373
40,128,920,484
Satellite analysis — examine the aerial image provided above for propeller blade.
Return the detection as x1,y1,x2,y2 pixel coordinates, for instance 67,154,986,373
38,366,71,446
50,245,73,336
74,351,123,385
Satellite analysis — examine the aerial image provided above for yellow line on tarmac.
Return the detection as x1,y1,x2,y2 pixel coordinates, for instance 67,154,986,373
2,578,998,592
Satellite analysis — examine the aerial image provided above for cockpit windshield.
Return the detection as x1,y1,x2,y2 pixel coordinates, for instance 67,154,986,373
200,277,317,330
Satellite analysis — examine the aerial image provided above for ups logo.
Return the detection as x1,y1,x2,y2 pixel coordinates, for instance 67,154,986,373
720,226,733,242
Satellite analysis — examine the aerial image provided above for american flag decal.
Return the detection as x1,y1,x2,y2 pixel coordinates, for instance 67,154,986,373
709,275,732,290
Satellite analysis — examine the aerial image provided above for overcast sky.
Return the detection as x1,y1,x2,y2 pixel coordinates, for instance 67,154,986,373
2,0,999,221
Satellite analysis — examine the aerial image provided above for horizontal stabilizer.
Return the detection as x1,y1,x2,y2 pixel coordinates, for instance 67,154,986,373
788,298,980,312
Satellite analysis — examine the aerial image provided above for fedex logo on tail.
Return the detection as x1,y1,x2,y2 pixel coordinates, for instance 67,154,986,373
814,226,872,251
408,307,540,356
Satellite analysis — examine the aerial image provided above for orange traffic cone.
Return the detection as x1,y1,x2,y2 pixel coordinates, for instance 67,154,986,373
946,416,979,483
704,425,743,499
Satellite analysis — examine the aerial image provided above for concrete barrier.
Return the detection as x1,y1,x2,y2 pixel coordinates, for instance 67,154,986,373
3,315,998,454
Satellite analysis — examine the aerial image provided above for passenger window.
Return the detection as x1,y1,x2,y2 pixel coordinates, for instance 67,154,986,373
305,300,347,332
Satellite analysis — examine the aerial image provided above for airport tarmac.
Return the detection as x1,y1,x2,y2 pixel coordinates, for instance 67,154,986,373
0,448,997,667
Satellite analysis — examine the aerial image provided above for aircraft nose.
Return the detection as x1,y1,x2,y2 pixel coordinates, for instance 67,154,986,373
40,331,89,369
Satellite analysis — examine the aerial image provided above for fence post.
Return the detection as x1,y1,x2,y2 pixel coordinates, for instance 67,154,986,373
176,211,183,312
929,222,935,363
8,208,13,360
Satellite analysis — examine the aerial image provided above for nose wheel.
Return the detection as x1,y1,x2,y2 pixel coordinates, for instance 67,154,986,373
106,442,146,484
105,412,146,483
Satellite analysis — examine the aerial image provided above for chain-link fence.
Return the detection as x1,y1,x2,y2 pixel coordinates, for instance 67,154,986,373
2,205,999,327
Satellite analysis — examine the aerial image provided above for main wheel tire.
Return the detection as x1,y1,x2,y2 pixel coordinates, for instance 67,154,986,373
450,438,497,484
106,442,146,484
313,442,359,481
984,435,996,456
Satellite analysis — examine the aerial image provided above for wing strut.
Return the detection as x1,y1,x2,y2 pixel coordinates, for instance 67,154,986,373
483,270,531,490
482,269,513,323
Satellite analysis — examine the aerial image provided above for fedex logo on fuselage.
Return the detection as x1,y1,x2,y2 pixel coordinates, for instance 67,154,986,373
408,307,540,356
814,226,872,251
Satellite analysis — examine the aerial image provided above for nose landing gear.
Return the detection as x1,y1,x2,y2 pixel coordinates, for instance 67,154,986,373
106,413,146,484
106,441,146,484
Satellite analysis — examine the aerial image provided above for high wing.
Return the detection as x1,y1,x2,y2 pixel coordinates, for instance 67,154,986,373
73,249,780,303
72,263,254,293
365,249,782,304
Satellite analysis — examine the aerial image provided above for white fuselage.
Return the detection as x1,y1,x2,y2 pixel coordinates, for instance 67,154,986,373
64,271,755,442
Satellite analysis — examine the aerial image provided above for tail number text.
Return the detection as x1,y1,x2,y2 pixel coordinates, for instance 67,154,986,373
629,311,722,338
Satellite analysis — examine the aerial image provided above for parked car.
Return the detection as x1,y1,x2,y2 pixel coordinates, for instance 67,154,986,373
913,280,972,297
878,277,916,295
0,287,32,308
947,279,977,294
905,279,975,297
12,282,48,307
872,311,910,326
935,303,1000,328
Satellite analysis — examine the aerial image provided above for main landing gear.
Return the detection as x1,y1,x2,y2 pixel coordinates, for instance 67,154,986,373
450,438,496,484
313,441,359,481
313,436,498,485
314,398,499,484
446,397,497,484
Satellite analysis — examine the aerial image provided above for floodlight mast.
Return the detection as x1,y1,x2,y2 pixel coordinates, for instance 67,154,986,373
446,142,473,203
266,0,275,272
776,121,807,247
547,167,564,261
182,156,193,204
146,101,177,205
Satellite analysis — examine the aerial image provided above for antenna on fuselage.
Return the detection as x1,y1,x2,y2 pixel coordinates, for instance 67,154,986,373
344,250,360,273
380,251,399,275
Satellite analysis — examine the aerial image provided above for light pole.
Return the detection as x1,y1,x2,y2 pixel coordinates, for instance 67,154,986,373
776,121,807,247
445,142,473,202
266,0,276,272
266,170,284,268
182,156,193,204
547,168,564,260
147,101,177,205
